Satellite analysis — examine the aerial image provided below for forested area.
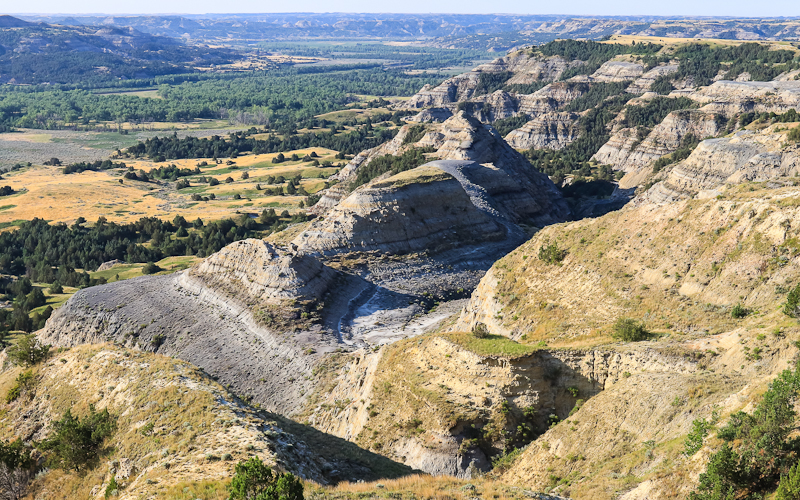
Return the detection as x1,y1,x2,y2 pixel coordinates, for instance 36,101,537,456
124,126,399,160
0,68,441,130
532,39,663,81
0,214,296,334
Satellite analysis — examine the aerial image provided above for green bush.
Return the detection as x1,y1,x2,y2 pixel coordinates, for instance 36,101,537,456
730,303,749,319
538,241,566,265
611,318,649,342
472,323,490,339
783,284,800,318
6,335,50,367
788,126,800,143
142,262,162,275
40,405,117,472
105,475,119,498
777,462,800,500
229,456,303,500
691,362,800,500
5,370,35,404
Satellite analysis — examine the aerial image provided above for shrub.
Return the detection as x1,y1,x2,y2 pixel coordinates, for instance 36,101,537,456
142,262,161,275
209,177,220,186
241,171,250,180
5,370,35,404
777,462,800,500
105,476,118,498
0,438,35,500
229,456,303,500
684,417,713,456
472,323,490,339
40,406,117,472
789,126,800,143
6,335,50,367
538,241,566,265
48,281,63,294
730,303,748,319
783,284,800,318
691,362,800,499
611,318,649,342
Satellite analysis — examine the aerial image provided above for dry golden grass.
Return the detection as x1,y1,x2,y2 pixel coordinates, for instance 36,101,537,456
606,34,800,52
308,474,530,500
0,147,343,227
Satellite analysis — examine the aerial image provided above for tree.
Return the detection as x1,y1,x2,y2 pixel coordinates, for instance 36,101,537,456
783,284,800,318
777,462,800,500
6,335,50,367
228,457,303,500
142,262,162,275
209,177,220,186
40,406,117,472
0,439,35,500
241,171,250,180
48,281,63,294
612,318,649,342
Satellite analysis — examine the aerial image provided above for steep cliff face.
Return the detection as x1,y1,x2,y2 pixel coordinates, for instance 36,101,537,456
517,82,588,117
38,240,346,415
640,125,800,205
399,52,580,110
0,345,412,499
504,112,580,150
502,330,798,499
300,332,703,478
683,80,800,115
454,182,800,342
595,109,725,184
312,112,570,227
626,63,679,94
583,60,644,82
293,166,506,256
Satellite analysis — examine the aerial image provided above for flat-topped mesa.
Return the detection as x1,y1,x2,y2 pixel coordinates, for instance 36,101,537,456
638,127,800,205
293,165,506,256
187,238,337,308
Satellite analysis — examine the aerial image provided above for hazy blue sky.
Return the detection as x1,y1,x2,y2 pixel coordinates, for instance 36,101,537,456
4,0,799,17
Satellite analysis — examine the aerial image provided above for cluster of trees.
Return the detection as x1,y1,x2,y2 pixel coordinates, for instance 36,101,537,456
0,277,62,335
533,39,662,81
473,71,514,97
525,94,631,178
351,147,437,188
0,68,438,131
62,160,128,175
621,97,698,128
125,126,397,160
671,42,800,86
564,82,629,113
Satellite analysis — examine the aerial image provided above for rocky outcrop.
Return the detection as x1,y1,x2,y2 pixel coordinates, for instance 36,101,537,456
398,52,581,110
640,127,800,204
300,332,704,478
517,82,588,117
682,80,800,115
585,60,644,82
187,239,337,308
470,90,520,122
504,112,580,150
39,240,346,415
597,109,725,182
626,63,679,94
294,165,506,256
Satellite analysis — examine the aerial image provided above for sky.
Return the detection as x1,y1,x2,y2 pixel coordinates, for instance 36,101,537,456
3,0,799,17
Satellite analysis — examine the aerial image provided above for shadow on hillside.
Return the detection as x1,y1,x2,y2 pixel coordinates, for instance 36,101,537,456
263,411,417,484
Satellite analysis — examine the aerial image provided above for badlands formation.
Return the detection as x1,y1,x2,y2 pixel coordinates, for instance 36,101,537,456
19,39,800,498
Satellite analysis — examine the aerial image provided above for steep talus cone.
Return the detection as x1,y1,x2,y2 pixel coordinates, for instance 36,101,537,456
504,112,580,150
454,183,800,340
188,238,337,307
640,127,800,205
293,165,505,256
0,345,412,498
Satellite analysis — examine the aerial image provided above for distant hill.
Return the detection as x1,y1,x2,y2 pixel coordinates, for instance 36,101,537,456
0,22,241,85
0,15,32,28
